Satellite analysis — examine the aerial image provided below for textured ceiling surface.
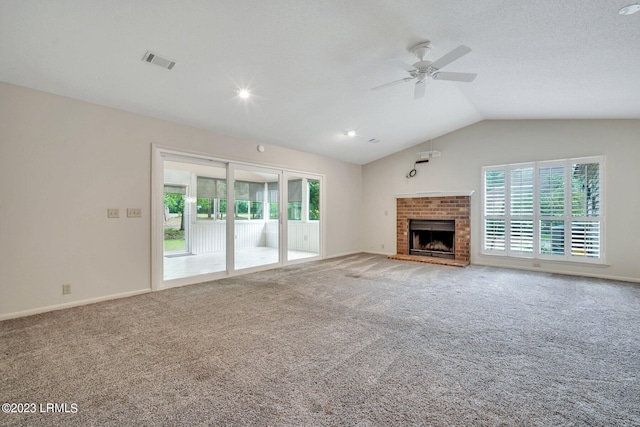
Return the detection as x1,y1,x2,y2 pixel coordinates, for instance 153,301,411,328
1,0,639,164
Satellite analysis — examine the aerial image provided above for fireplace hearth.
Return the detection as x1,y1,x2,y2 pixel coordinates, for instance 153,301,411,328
409,219,455,259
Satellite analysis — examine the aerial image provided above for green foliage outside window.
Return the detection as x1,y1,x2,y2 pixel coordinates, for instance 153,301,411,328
571,163,599,217
164,193,184,214
197,198,227,220
250,202,264,220
235,200,248,219
269,202,279,219
309,180,320,220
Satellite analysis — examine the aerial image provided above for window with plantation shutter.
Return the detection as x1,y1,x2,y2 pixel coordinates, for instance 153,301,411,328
570,162,601,258
509,167,534,254
482,156,604,264
483,169,506,252
539,163,565,256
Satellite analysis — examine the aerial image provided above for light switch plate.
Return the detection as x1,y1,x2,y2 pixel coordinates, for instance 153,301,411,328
127,208,142,218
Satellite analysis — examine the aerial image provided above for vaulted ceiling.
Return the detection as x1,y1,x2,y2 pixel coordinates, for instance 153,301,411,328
1,1,639,164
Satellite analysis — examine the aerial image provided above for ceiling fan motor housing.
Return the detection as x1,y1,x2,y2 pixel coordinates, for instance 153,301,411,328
410,41,432,61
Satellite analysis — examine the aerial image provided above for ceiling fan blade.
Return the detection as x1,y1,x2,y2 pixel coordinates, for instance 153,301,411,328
414,80,426,99
430,45,471,70
386,58,417,72
433,71,477,82
370,77,415,91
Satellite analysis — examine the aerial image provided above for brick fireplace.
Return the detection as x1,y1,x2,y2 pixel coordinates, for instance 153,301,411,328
391,192,472,266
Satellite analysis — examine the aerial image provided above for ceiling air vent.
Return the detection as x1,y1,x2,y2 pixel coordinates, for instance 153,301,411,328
142,51,176,70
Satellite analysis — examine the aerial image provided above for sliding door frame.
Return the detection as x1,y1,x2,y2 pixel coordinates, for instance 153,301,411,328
283,171,324,265
151,144,325,291
228,162,284,273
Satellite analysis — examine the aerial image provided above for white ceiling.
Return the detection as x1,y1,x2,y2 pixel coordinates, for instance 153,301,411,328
1,1,639,165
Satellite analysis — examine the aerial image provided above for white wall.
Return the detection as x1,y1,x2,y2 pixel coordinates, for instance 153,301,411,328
0,82,362,318
362,119,640,282
4,80,636,319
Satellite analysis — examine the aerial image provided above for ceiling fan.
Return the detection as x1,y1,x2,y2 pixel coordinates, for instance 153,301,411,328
371,41,477,99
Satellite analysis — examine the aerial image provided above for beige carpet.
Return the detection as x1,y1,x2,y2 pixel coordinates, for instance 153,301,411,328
1,254,639,426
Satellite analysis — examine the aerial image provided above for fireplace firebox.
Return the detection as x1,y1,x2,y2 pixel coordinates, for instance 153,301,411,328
409,219,455,259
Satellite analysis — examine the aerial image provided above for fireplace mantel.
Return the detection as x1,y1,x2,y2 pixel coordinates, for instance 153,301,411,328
395,190,474,199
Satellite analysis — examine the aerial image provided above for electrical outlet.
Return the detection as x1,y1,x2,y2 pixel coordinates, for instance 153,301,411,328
107,208,119,218
62,283,71,295
381,243,385,249
127,208,142,218
533,262,541,268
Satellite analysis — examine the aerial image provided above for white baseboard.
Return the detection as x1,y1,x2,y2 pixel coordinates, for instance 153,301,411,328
472,261,640,284
362,250,394,256
324,251,363,259
0,289,152,321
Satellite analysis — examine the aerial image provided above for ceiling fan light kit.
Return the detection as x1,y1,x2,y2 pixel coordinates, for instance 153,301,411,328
371,40,477,99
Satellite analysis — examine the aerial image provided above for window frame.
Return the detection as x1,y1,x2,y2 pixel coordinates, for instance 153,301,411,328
285,178,320,222
537,159,566,259
508,163,535,256
481,156,605,265
233,180,267,221
195,176,227,221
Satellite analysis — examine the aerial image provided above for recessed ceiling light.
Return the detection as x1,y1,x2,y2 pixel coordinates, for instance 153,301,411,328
346,130,357,137
237,89,250,99
619,4,640,15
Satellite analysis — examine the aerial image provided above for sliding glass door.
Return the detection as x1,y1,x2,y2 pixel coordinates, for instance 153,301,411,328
153,146,323,290
162,157,227,281
285,173,321,262
232,165,281,271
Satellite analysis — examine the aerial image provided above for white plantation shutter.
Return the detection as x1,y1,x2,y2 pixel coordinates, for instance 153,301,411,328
482,156,604,264
510,220,533,253
539,165,565,217
571,221,600,258
483,169,506,252
569,161,602,259
485,170,505,216
572,163,600,217
485,219,506,251
538,163,565,256
540,220,565,255
510,167,533,216
509,167,534,254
